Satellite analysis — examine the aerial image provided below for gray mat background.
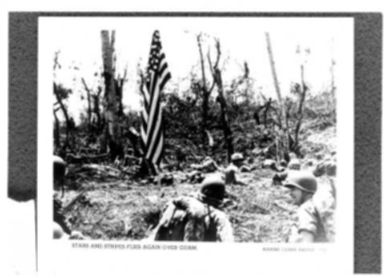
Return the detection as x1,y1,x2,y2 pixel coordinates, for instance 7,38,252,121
8,12,382,274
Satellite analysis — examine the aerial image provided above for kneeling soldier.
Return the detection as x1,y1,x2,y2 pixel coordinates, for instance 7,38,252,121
150,174,234,242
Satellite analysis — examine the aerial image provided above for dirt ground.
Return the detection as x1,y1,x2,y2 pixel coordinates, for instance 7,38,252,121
58,125,336,242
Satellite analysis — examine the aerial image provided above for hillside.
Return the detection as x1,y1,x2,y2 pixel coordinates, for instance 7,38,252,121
58,120,336,242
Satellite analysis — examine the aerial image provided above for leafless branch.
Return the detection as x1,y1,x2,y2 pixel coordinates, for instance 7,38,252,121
81,78,90,93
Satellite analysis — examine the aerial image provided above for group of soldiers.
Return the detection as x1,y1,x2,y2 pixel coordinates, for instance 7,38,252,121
53,152,332,243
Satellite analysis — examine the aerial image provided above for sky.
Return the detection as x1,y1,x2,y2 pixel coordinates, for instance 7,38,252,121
42,17,353,123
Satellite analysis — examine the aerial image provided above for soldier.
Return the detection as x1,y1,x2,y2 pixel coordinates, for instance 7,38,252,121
150,174,234,242
53,155,84,239
225,152,246,185
53,196,73,236
284,171,327,242
188,156,221,184
272,157,301,185
287,158,301,171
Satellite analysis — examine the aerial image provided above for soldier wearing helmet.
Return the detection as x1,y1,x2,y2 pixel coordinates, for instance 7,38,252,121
150,174,234,242
284,171,327,242
230,153,244,167
287,158,301,171
224,152,246,185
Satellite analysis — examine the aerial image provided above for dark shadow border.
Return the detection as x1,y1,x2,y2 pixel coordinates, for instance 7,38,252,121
8,12,382,274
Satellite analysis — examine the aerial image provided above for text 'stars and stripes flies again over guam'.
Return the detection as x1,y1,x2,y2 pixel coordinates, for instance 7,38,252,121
140,30,171,174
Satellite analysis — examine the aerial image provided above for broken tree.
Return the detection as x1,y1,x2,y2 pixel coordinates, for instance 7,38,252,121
53,83,74,150
265,32,290,162
53,51,74,151
196,33,216,151
208,39,234,163
101,30,124,160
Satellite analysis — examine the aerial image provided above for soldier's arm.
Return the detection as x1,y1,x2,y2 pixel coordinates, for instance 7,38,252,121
146,202,177,241
173,196,208,218
234,177,246,186
215,212,234,242
296,203,318,242
53,198,72,235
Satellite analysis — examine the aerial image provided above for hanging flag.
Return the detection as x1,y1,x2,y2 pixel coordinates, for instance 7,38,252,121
140,30,171,174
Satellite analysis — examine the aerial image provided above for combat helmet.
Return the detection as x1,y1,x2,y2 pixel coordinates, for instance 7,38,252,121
287,158,301,170
199,174,226,207
53,222,68,239
231,152,244,162
284,171,317,193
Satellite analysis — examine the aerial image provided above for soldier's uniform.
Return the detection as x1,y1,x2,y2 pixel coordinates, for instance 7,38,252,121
151,175,234,242
284,171,328,243
53,196,72,235
224,153,245,185
289,199,327,242
287,158,301,170
224,163,239,185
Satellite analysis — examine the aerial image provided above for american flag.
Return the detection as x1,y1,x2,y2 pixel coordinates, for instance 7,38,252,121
140,30,171,174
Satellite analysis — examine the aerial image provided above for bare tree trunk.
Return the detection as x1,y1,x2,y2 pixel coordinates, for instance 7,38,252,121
197,34,216,150
101,30,123,160
214,68,234,162
126,127,143,157
330,58,337,121
243,62,251,106
53,83,71,148
263,98,272,127
330,59,336,96
115,68,127,117
209,39,234,162
254,107,261,125
93,86,103,132
53,109,61,150
81,78,93,130
293,64,308,149
265,33,290,161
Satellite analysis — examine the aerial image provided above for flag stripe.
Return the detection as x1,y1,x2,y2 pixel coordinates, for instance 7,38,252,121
141,110,148,126
159,73,171,92
146,87,161,149
140,123,147,145
146,72,169,150
147,129,163,164
145,107,163,160
139,30,171,174
142,84,150,111
151,126,164,165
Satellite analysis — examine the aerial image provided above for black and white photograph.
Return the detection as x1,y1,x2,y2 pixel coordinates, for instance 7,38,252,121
2,2,382,275
3,12,369,277
45,17,351,245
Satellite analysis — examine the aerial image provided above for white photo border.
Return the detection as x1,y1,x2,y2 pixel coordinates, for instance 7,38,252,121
38,15,354,277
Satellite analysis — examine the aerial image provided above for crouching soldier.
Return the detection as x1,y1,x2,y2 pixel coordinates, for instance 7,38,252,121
53,156,84,240
272,158,302,185
284,171,327,243
225,153,247,185
53,196,85,240
150,174,234,242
